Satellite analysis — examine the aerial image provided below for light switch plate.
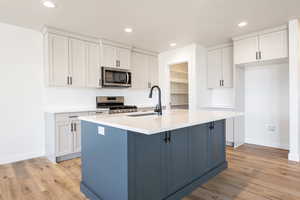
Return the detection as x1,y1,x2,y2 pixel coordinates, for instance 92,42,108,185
98,126,105,136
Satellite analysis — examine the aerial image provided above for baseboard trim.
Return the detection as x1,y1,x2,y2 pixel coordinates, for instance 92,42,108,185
0,152,44,165
288,152,300,162
56,152,81,162
245,138,289,150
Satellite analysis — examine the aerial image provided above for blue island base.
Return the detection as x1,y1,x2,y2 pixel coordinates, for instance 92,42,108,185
80,120,227,200
81,161,227,200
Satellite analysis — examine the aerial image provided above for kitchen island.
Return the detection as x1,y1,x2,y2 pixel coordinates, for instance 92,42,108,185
79,110,241,200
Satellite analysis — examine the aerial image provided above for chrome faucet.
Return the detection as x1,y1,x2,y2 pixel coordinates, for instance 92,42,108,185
149,85,162,115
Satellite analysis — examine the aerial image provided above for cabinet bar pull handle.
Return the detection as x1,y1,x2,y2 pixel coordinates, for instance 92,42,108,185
168,132,171,143
164,132,168,143
222,80,224,86
74,123,76,132
70,76,73,85
259,51,262,60
69,116,79,118
209,122,214,130
67,76,70,85
71,123,73,132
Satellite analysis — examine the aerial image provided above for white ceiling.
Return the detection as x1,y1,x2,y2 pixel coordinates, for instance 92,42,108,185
0,0,300,52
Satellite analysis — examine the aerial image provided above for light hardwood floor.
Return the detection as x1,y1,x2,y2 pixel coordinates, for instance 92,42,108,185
0,144,299,200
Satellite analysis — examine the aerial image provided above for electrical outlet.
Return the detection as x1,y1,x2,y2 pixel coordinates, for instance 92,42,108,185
266,124,276,133
98,126,105,136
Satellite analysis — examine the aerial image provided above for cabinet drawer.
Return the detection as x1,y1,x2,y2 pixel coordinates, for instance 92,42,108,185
89,111,109,116
55,113,70,123
55,112,89,122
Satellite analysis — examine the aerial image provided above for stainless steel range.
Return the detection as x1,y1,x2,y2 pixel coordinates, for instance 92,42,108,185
96,96,137,114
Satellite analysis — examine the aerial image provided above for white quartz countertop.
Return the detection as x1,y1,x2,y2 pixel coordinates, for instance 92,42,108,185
79,109,243,135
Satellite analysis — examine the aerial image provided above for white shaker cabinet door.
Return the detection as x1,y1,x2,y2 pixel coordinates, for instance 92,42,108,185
148,55,159,88
73,121,81,153
117,47,131,69
259,30,288,61
222,46,233,88
207,49,222,89
131,52,149,89
56,122,73,156
234,36,259,65
48,34,69,87
86,42,101,88
69,39,86,87
102,44,116,67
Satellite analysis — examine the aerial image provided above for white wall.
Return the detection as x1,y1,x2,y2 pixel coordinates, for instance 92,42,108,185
158,44,210,110
44,88,156,109
0,22,157,164
244,63,289,149
210,89,235,108
0,22,45,164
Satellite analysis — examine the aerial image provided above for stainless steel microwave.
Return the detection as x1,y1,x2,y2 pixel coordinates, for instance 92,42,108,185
101,67,132,88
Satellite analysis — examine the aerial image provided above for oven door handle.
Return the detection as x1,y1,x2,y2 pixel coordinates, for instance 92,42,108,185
126,72,130,84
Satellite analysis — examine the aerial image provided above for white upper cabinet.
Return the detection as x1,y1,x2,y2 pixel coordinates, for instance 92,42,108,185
86,42,101,88
44,28,101,88
233,26,288,65
148,55,159,87
259,30,288,61
207,49,223,89
222,46,233,88
234,36,259,65
117,47,131,69
101,44,116,67
131,52,159,89
131,52,148,89
69,39,86,87
207,45,233,89
48,34,69,87
101,43,131,69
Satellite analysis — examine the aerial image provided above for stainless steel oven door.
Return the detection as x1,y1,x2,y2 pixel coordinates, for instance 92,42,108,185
102,67,132,87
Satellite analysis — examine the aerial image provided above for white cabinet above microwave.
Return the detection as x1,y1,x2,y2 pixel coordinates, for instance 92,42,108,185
101,41,131,70
233,25,288,65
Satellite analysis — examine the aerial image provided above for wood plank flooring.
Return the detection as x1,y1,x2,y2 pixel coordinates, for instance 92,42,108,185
0,144,299,200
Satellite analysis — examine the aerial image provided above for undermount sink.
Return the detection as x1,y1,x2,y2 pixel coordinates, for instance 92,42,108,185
127,112,158,117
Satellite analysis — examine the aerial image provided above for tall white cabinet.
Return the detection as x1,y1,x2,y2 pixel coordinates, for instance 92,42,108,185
207,44,233,89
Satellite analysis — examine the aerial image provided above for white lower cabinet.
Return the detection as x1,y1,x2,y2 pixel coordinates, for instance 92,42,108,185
56,121,73,156
72,120,82,153
45,111,94,163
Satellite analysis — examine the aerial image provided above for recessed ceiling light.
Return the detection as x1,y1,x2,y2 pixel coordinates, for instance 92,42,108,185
170,43,177,47
238,21,248,28
42,0,56,8
124,28,133,33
